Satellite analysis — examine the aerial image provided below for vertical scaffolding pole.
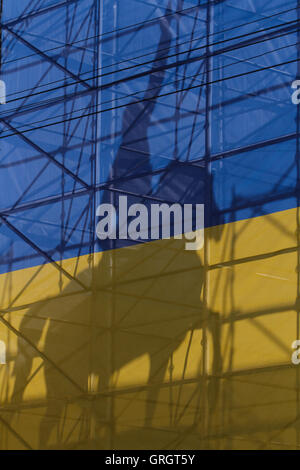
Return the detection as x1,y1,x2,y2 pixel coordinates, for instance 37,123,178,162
89,0,102,444
203,0,212,445
108,0,118,449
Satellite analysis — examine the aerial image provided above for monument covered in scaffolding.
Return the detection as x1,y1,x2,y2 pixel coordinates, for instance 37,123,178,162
0,0,299,450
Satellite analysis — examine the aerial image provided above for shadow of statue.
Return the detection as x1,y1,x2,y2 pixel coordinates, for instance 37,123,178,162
9,2,224,449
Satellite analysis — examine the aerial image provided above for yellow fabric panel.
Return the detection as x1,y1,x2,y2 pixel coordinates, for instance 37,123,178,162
0,206,299,449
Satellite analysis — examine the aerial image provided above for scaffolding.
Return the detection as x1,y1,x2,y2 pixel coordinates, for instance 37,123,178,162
0,0,299,450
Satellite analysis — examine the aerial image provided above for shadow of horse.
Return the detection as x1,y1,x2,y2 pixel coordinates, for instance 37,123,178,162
9,2,224,449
